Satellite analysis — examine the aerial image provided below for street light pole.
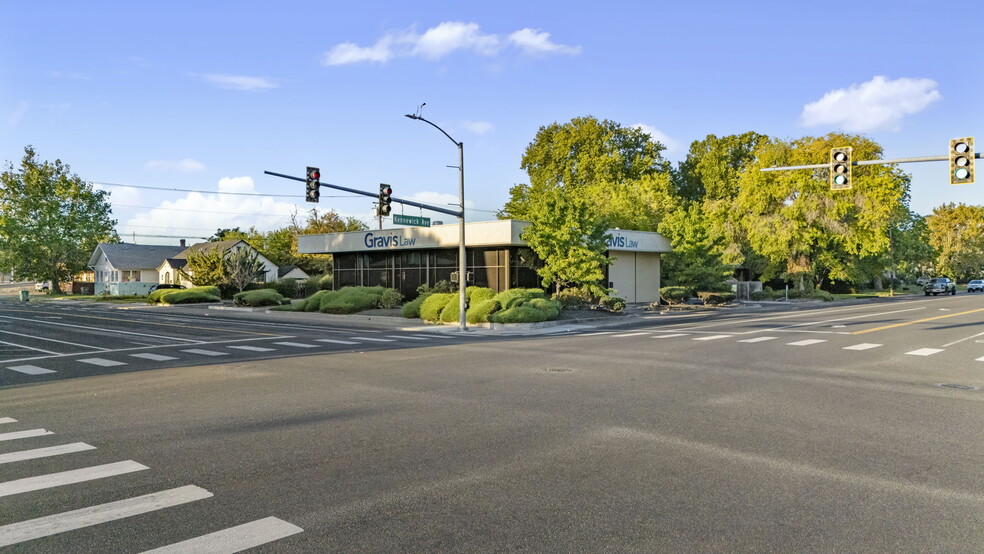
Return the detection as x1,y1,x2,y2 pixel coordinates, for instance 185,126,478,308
405,113,467,332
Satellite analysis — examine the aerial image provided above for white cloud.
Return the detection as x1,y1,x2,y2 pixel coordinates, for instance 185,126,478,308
461,120,494,135
508,29,581,56
799,76,942,132
322,21,579,66
199,74,279,91
145,158,207,173
632,123,680,154
8,101,28,127
93,183,142,206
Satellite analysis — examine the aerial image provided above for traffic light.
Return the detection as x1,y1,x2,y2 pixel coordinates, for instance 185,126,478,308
305,166,320,203
949,137,975,185
829,147,852,190
378,183,392,216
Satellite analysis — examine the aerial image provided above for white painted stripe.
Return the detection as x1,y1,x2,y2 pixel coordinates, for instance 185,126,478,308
347,337,396,342
0,315,204,343
227,346,275,352
906,348,944,356
0,339,59,355
7,365,56,375
180,349,228,356
581,331,616,336
977,356,984,362
0,460,148,497
130,353,178,361
0,417,17,424
141,516,303,553
315,339,360,345
612,332,649,337
787,339,827,346
0,443,96,465
384,335,430,340
736,336,777,343
652,333,690,339
273,342,320,348
0,429,54,442
78,358,128,367
0,328,109,351
843,343,882,351
0,485,213,547
692,335,732,341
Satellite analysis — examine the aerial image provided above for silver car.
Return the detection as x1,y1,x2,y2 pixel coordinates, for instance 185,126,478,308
968,279,984,293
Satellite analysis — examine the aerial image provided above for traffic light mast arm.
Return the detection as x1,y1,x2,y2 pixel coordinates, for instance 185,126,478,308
760,152,984,172
264,170,463,218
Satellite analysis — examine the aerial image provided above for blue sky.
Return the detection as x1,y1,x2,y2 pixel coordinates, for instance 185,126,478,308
3,1,980,245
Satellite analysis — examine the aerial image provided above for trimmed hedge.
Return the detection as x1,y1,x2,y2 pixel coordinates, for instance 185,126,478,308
149,286,220,304
490,306,547,324
553,287,594,310
379,288,403,309
525,297,561,320
599,296,626,313
233,289,287,307
401,292,431,318
159,290,220,304
493,288,547,309
659,286,691,305
697,291,736,305
297,290,330,311
420,293,455,322
466,299,500,324
467,286,495,304
318,286,385,314
439,297,463,323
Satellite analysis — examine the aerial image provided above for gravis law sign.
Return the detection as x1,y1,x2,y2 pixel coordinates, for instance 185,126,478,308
363,232,417,249
605,234,639,249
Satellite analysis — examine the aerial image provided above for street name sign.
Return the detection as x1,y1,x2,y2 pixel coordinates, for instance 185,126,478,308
393,214,431,227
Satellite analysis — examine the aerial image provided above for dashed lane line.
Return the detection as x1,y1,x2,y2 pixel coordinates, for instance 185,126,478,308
0,417,16,425
78,358,128,367
853,307,984,335
0,429,53,442
6,365,56,375
130,353,179,361
0,460,148,497
316,339,360,345
0,443,96,465
0,329,109,351
692,335,732,341
612,332,650,338
787,339,827,347
905,348,945,357
273,342,321,348
0,340,59,355
736,336,777,343
843,343,882,351
141,516,303,553
384,335,431,341
0,485,214,548
227,345,276,352
652,334,690,339
1,336,295,365
347,336,396,342
179,349,228,357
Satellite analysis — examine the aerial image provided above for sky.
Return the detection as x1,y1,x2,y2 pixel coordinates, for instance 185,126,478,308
2,1,981,246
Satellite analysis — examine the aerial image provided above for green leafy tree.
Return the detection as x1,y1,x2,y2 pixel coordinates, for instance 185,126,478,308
0,147,118,292
926,203,984,280
225,247,266,292
180,248,228,286
658,204,733,290
891,211,935,281
289,208,368,274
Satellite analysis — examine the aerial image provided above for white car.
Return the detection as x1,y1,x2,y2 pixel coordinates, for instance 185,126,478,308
968,280,984,293
34,281,50,292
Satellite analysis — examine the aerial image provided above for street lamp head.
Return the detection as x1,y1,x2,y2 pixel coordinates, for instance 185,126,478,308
404,114,419,120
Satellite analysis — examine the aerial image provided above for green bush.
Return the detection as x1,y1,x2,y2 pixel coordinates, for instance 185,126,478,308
490,306,547,324
492,288,547,309
420,293,455,322
417,280,455,296
401,292,431,318
553,287,594,310
526,297,562,319
466,299,501,323
297,290,330,311
319,286,384,314
660,286,692,305
749,290,772,301
467,286,495,304
317,275,334,291
697,291,736,305
599,296,627,312
272,278,298,299
379,288,403,309
160,290,220,304
439,297,464,323
149,286,220,304
233,289,287,307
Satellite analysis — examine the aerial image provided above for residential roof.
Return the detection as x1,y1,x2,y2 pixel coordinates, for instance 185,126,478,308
163,258,187,270
173,240,245,259
88,243,186,270
278,265,309,278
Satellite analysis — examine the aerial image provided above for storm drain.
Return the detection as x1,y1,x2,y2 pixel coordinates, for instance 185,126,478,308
937,383,979,391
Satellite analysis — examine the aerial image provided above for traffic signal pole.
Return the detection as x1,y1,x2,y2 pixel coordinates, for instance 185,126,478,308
760,152,983,172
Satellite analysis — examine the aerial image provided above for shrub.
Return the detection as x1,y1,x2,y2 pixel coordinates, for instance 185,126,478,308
439,297,463,323
553,287,594,310
490,306,547,324
297,290,330,311
659,286,691,305
526,297,562,319
379,288,403,309
319,286,385,314
160,290,220,304
401,292,431,318
417,280,455,296
467,286,495,304
466,299,501,323
697,291,736,305
749,290,772,301
150,286,220,304
272,278,298,299
599,296,627,312
318,274,334,291
233,289,286,307
420,293,455,322
492,288,547,309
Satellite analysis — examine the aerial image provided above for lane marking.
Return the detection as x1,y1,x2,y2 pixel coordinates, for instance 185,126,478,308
7,365,56,375
227,345,275,352
843,343,882,351
0,485,213,547
140,516,303,553
942,329,984,348
272,342,320,348
853,308,984,335
0,336,295,365
652,333,690,339
0,417,16,424
384,335,430,340
180,349,228,357
316,339,359,345
78,358,128,367
347,336,396,342
977,356,984,362
736,336,777,343
0,311,280,338
0,429,54,442
612,332,650,338
130,353,178,361
0,315,206,343
0,460,148,497
692,335,732,341
0,340,59,355
787,339,827,346
0,443,96,465
661,304,928,333
905,348,944,356
0,329,109,351
580,331,616,336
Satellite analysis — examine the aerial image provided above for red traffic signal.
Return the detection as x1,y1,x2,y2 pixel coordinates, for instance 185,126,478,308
305,166,320,203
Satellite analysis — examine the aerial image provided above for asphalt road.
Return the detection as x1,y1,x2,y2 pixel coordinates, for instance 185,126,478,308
2,294,984,552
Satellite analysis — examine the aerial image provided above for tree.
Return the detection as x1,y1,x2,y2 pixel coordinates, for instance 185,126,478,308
225,247,266,292
658,204,733,291
891,211,935,281
180,248,228,286
289,208,368,274
0,146,118,292
926,203,984,280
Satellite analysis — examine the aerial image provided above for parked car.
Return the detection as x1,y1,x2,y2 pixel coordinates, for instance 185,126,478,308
34,281,49,292
149,283,185,292
968,279,984,293
924,277,956,296
915,276,931,286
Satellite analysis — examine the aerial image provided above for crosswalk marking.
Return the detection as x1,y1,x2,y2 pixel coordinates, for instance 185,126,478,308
0,429,54,442
652,333,690,339
843,343,882,351
141,516,303,553
0,460,148,497
0,443,96,465
692,335,732,341
384,335,430,340
179,349,228,357
788,338,827,346
227,345,276,352
78,358,128,367
7,365,56,375
612,332,650,338
273,342,320,348
736,336,777,343
0,485,213,548
130,353,178,361
0,417,16,424
316,339,360,345
906,348,944,356
347,336,396,342
977,356,984,362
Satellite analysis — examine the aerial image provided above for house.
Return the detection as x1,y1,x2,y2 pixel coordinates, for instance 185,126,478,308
88,243,187,295
278,265,310,281
158,240,278,287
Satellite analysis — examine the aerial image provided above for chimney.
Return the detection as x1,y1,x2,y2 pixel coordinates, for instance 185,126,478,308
179,239,186,247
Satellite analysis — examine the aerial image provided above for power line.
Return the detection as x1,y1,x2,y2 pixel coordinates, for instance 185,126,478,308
91,180,356,199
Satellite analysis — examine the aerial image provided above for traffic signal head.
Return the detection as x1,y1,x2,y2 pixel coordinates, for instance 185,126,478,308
378,183,392,217
305,166,321,203
949,137,975,185
829,147,853,190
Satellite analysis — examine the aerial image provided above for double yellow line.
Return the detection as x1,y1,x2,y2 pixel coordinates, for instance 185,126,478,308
852,308,984,335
